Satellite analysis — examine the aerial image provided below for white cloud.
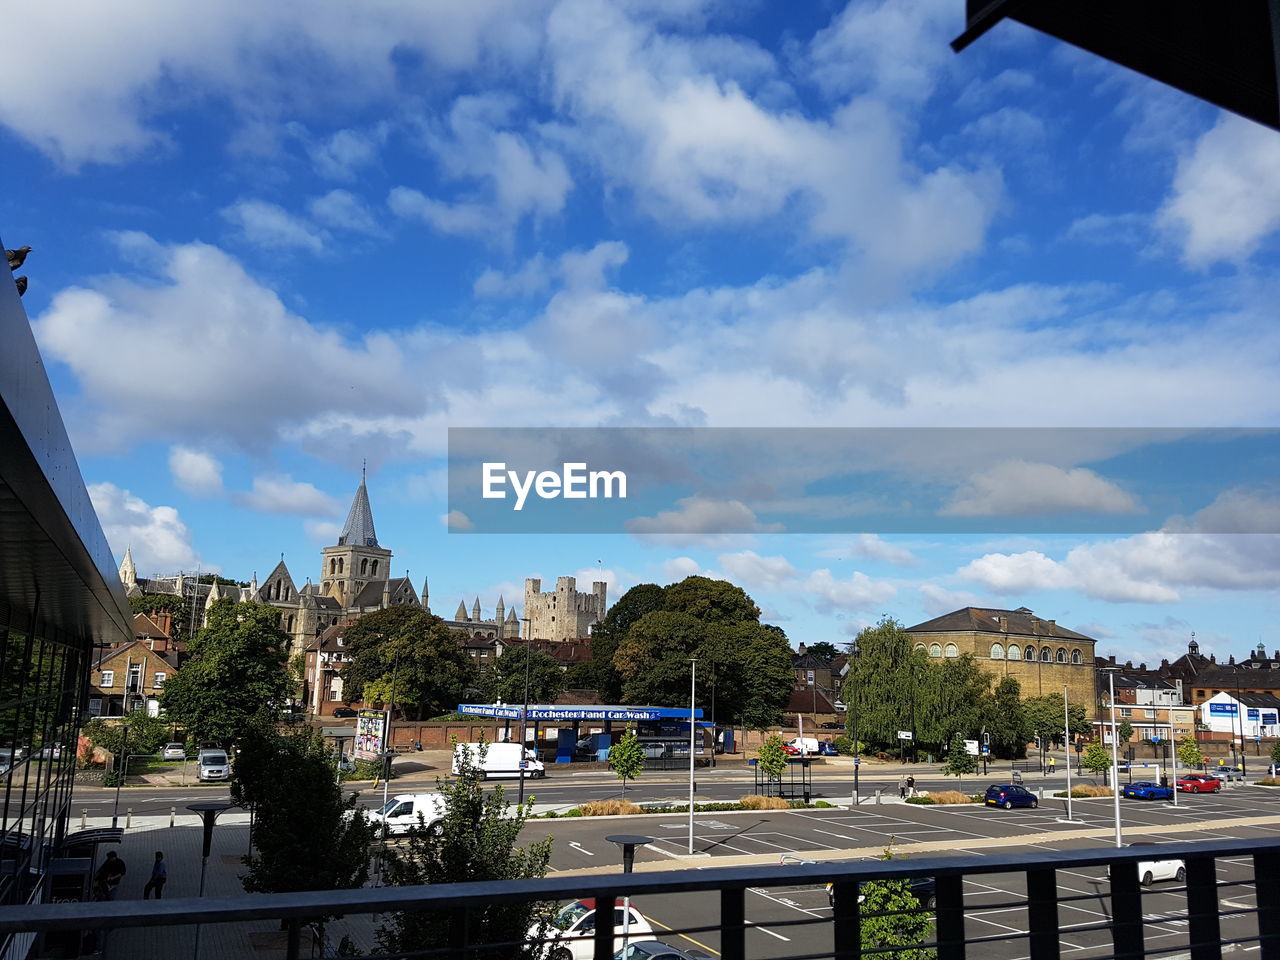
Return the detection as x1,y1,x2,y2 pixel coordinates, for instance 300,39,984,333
444,509,475,531
304,127,384,181
168,446,224,497
1064,212,1148,247
89,482,205,574
303,519,342,544
661,556,704,581
235,474,344,516
918,583,981,617
718,551,798,590
803,569,896,614
848,533,915,566
942,461,1142,517
307,190,386,237
1183,488,1280,534
627,496,784,543
1158,113,1280,266
221,200,328,254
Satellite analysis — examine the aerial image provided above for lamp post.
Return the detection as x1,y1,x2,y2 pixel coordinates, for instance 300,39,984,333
1102,666,1123,848
110,722,130,829
187,800,236,960
849,641,861,807
1235,671,1248,778
606,835,653,955
519,618,533,806
1059,684,1083,824
380,653,401,841
688,658,697,855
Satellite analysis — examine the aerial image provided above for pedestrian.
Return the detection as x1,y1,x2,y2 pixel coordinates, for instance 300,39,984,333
906,774,916,798
93,851,126,900
898,774,907,799
143,851,167,899
1048,756,1056,774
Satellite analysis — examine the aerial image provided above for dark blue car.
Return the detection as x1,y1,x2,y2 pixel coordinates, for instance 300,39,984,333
984,784,1038,809
1122,781,1174,801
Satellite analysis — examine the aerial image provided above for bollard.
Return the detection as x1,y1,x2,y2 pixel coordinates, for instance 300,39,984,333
875,789,881,805
126,808,132,829
81,809,87,829
170,807,176,828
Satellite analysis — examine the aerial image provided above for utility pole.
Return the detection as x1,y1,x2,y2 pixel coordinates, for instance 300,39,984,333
688,658,697,855
1102,667,1123,848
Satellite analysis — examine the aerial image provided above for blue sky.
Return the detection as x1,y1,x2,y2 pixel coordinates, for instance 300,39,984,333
4,0,1280,666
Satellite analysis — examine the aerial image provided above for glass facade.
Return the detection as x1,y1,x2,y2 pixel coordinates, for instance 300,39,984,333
0,618,90,910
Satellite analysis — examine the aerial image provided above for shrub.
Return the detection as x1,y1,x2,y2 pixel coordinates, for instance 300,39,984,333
832,735,855,756
927,790,977,804
905,796,934,805
1255,778,1280,787
740,794,790,810
101,771,124,787
1053,784,1114,798
564,808,583,817
813,800,833,808
578,799,644,816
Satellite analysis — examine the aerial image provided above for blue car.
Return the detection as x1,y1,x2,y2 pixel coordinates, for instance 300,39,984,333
1122,781,1174,801
984,784,1038,809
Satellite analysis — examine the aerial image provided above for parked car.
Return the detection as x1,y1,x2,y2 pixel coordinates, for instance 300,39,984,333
1176,774,1221,794
162,743,186,761
196,748,230,782
1204,764,1244,781
538,898,653,960
817,741,839,756
780,743,801,756
615,941,714,960
820,722,844,730
332,706,358,718
367,792,447,837
33,743,64,761
1122,781,1174,801
1108,842,1186,886
984,784,1038,809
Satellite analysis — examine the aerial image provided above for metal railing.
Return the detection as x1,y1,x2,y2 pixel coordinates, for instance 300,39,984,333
2,837,1277,959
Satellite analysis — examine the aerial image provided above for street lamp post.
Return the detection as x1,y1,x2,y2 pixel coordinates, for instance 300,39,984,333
688,658,697,855
1102,667,1123,848
110,723,130,829
1235,671,1249,778
187,800,236,960
519,618,533,806
606,835,653,956
850,641,861,807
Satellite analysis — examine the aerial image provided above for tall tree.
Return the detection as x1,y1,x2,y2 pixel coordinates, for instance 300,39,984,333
608,729,644,796
803,641,840,664
663,576,760,624
340,607,478,721
985,677,1028,759
589,583,666,702
614,611,707,707
160,599,292,747
841,618,930,752
376,741,554,957
480,646,566,706
1023,694,1089,747
231,723,374,906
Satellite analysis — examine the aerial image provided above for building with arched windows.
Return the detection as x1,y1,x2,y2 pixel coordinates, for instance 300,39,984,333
906,606,1098,714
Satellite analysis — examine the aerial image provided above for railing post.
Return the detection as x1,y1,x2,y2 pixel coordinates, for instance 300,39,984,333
594,891,617,960
1255,848,1280,960
935,873,965,960
1185,856,1222,960
285,918,301,960
720,886,745,960
831,880,861,960
448,906,471,960
1025,868,1060,960
1108,861,1144,960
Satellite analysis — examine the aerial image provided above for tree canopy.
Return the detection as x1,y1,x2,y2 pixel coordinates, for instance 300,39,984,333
589,583,666,703
1022,694,1089,747
479,646,565,706
340,607,478,721
803,641,840,663
82,709,170,758
160,599,292,746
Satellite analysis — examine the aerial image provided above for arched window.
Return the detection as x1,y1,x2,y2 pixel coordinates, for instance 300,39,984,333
1071,649,1082,664
1056,648,1066,663
1040,646,1051,662
360,558,368,576
944,643,959,658
337,558,344,574
372,560,379,576
990,643,1005,660
929,643,942,658
287,615,295,632
284,587,291,600
329,559,336,575
914,643,926,654
1007,645,1020,661
1025,645,1036,660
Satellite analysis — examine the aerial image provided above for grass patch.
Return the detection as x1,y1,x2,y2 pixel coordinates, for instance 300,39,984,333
1053,784,1114,798
739,794,791,810
578,799,645,817
929,790,978,804
1255,778,1280,786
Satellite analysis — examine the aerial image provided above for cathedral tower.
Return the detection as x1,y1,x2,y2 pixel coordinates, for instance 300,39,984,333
321,470,392,606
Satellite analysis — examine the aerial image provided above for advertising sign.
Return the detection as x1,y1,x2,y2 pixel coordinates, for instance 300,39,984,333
1263,712,1278,725
1209,703,1238,716
354,709,385,760
1247,708,1260,720
897,730,913,740
964,739,979,756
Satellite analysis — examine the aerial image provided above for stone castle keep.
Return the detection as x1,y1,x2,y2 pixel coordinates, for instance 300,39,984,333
523,576,607,642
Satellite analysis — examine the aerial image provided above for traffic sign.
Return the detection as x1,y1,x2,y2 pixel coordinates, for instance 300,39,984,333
897,731,913,740
853,757,860,766
1151,736,1161,743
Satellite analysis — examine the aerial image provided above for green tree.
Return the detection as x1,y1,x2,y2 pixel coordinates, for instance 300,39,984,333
841,618,930,753
1022,694,1089,747
615,611,706,706
1271,739,1280,767
562,662,598,691
231,723,374,909
589,583,667,702
804,641,840,663
663,576,760,624
480,646,566,706
128,594,190,641
699,621,793,729
984,677,1027,759
858,845,935,960
340,607,478,720
160,599,292,746
941,733,978,787
608,729,644,795
82,710,170,759
1081,739,1114,778
1179,732,1206,770
376,740,554,958
1117,719,1134,745
757,734,789,782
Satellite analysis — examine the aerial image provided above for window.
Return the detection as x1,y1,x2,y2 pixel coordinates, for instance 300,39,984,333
1007,645,1019,661
944,643,959,658
360,558,368,576
154,672,165,689
990,643,1005,659
807,670,815,683
1071,649,1082,664
1040,646,1051,662
89,698,103,716
329,687,342,701
338,558,344,573
372,560,379,576
914,643,926,653
100,669,114,688
929,644,942,658
1120,708,1132,718
1056,648,1066,663
1145,709,1156,719
1025,645,1035,660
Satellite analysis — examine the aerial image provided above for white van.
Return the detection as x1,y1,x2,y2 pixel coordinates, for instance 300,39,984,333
788,737,819,757
453,742,545,780
368,793,447,837
197,748,230,782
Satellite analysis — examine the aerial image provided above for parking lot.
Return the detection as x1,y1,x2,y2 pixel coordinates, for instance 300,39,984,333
532,787,1280,958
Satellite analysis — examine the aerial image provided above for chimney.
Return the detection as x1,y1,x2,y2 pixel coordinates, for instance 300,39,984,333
1047,619,1056,636
1161,658,1169,669
1140,662,1147,672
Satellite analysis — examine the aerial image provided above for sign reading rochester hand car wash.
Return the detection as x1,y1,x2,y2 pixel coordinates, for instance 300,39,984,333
1209,703,1238,716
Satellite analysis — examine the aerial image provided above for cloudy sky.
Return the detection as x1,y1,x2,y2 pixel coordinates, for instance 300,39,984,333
5,0,1279,666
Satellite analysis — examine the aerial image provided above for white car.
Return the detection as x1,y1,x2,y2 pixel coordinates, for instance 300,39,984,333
367,793,447,837
537,899,653,960
1109,842,1186,886
162,743,186,761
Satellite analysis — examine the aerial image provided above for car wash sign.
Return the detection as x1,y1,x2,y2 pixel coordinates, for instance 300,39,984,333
1209,703,1238,716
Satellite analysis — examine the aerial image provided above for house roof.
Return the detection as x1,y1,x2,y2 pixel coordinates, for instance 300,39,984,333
1209,690,1280,709
93,639,178,671
1195,670,1280,693
131,612,168,639
906,607,1092,641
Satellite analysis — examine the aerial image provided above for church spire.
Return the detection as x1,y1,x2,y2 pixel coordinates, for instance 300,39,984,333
119,547,137,586
338,470,378,547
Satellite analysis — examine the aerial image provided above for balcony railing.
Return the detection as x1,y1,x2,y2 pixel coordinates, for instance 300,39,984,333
1,836,1277,959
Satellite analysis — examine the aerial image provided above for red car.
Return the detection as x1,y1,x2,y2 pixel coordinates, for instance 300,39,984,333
780,743,801,756
1176,774,1222,794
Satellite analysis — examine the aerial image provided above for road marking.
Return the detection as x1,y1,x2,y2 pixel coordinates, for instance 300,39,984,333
753,925,791,941
568,842,594,856
641,912,722,956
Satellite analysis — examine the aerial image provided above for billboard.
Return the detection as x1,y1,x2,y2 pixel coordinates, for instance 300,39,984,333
1248,708,1260,721
355,709,386,760
1264,713,1278,726
1208,703,1238,716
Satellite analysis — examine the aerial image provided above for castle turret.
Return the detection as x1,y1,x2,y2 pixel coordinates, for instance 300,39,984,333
472,597,481,621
